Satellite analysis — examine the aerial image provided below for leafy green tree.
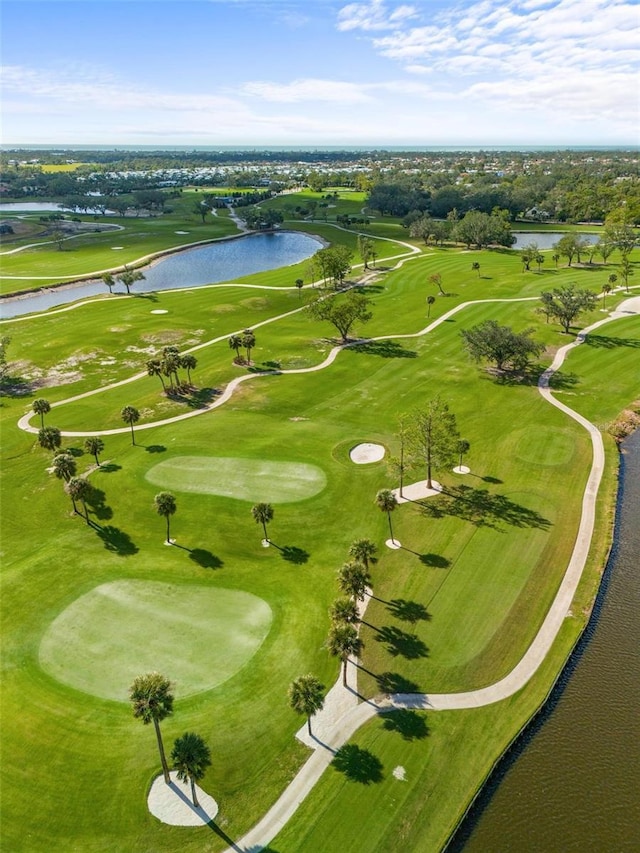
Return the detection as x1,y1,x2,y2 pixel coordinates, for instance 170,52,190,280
619,256,634,292
154,492,177,544
229,334,243,362
121,406,140,445
456,439,471,469
118,267,145,294
608,273,618,289
52,452,76,482
295,278,304,298
375,488,399,543
520,242,538,272
453,210,513,249
315,245,353,288
251,502,274,542
147,358,167,391
538,285,598,333
129,672,174,785
604,210,637,258
327,623,363,687
406,397,459,489
38,426,61,452
288,674,325,736
65,476,91,520
337,561,371,601
180,354,197,384
0,335,10,381
329,597,359,626
241,329,256,365
32,398,51,428
171,732,212,808
429,272,445,295
461,320,544,371
553,234,580,267
307,291,373,342
84,436,104,466
348,538,377,570
357,235,375,269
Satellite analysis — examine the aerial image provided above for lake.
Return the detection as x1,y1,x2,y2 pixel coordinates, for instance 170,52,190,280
0,231,323,318
512,231,600,249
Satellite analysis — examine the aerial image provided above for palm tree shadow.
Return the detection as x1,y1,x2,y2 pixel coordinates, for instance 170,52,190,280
280,545,310,564
376,671,421,694
94,524,138,555
189,548,224,569
381,709,429,740
418,553,450,568
332,744,383,784
387,599,431,623
375,626,429,659
98,462,122,473
86,487,112,521
145,444,166,453
206,822,244,850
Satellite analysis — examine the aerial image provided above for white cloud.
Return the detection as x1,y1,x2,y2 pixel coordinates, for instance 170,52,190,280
240,78,375,103
337,0,418,32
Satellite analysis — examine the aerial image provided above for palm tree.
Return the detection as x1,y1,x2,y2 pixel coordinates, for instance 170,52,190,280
337,561,370,601
38,426,61,452
121,406,140,445
52,452,76,482
180,354,197,385
471,261,480,277
426,295,436,317
288,674,325,736
251,502,273,542
102,272,115,293
84,436,105,466
32,398,51,428
171,732,212,808
229,334,243,362
329,597,359,625
552,253,560,268
154,492,177,544
601,283,612,309
348,538,377,570
146,358,166,391
327,623,363,687
129,672,174,785
295,278,304,298
375,489,398,544
456,439,470,469
242,329,256,365
65,476,91,520
118,266,145,294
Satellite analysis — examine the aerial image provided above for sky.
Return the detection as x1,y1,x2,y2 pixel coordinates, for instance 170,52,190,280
1,0,638,147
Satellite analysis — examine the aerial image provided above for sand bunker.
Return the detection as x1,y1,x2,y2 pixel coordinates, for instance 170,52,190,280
350,443,385,464
151,309,168,314
148,772,218,826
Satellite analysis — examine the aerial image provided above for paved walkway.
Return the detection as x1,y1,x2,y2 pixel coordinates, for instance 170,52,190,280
217,294,640,852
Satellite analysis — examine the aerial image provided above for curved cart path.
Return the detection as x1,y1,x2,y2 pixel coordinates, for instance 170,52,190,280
217,296,640,853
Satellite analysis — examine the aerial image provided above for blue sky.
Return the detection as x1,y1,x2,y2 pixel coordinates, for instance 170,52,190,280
1,0,638,146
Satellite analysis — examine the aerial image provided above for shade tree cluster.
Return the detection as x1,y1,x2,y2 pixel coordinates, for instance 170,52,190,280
146,346,197,393
229,329,257,366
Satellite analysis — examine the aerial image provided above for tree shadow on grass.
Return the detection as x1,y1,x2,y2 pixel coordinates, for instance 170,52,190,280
65,446,85,458
585,334,640,349
349,339,417,358
280,545,309,564
189,548,223,569
332,744,383,784
376,672,421,694
382,709,429,740
418,552,450,568
145,444,166,453
94,525,138,556
98,462,122,473
419,484,551,531
387,599,431,624
86,487,112,521
375,626,429,659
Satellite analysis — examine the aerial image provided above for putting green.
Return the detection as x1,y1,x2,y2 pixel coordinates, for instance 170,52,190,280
39,580,272,702
145,456,327,502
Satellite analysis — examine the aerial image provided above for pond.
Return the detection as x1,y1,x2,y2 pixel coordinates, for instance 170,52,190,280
0,231,323,318
511,231,600,249
0,202,114,214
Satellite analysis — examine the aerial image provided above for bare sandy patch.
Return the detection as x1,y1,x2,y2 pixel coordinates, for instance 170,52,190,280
350,443,385,464
148,772,218,826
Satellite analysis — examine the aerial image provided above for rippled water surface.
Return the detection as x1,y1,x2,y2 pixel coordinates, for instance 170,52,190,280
454,430,640,852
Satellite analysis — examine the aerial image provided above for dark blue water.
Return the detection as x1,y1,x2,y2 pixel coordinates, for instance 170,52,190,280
0,231,322,318
512,231,600,249
451,430,640,852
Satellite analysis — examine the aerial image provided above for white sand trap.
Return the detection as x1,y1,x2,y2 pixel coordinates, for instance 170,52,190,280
111,246,124,250
151,309,168,314
175,230,190,234
350,443,385,464
392,480,441,504
393,766,407,781
148,772,218,826
453,465,471,474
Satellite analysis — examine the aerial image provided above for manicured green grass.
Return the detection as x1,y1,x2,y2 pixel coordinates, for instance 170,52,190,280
39,579,272,701
145,456,327,502
0,224,638,853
